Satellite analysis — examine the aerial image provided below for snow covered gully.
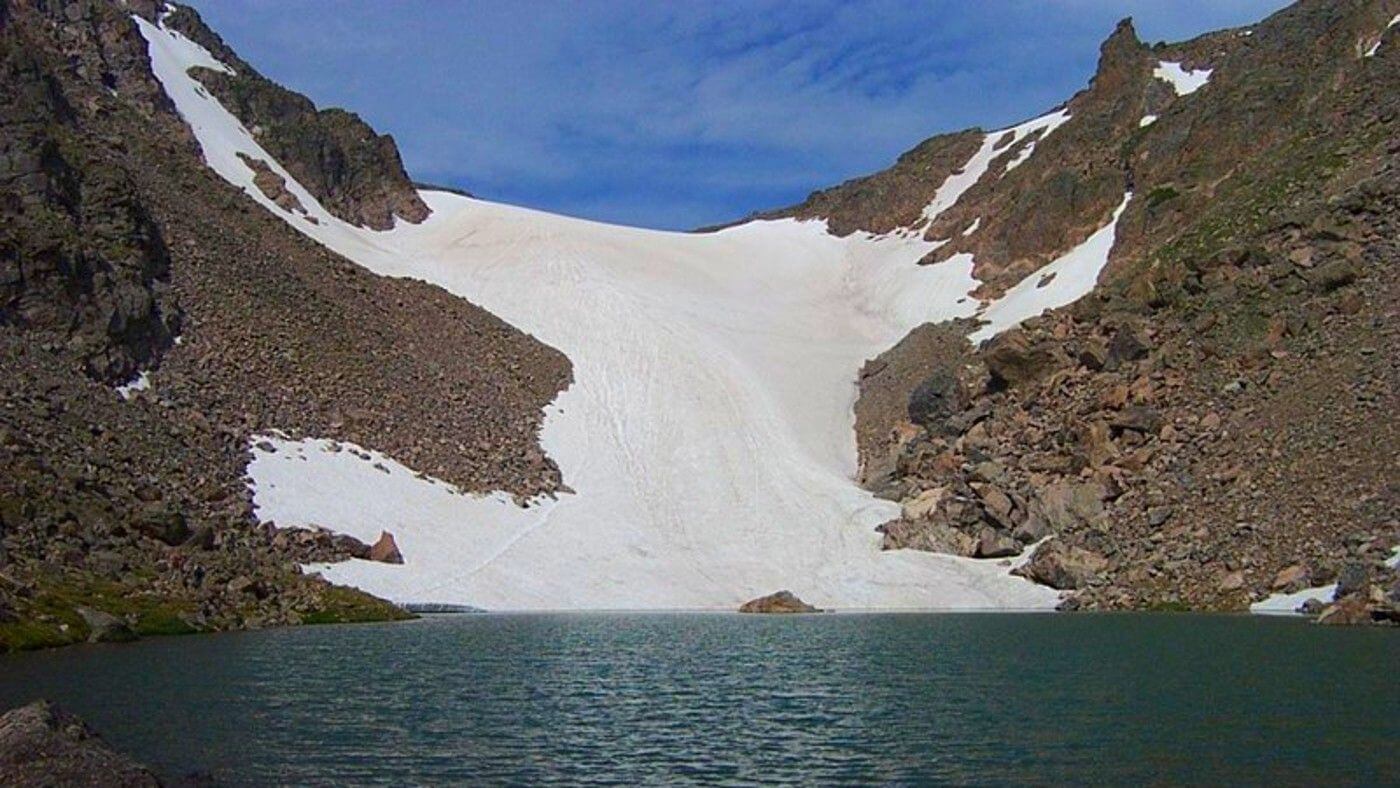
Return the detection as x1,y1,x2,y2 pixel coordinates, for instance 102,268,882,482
137,13,1134,611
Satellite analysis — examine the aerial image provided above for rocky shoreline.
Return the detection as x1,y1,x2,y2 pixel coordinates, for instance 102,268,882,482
0,701,163,787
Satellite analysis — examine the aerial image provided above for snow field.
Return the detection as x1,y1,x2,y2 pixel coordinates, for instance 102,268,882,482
138,12,1133,610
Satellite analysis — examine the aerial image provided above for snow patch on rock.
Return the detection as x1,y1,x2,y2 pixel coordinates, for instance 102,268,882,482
919,108,1071,225
1250,583,1337,616
1153,61,1212,96
116,371,151,400
1364,13,1400,57
969,193,1133,343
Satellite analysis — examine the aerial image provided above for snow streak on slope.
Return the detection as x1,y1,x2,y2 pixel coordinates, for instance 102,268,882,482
970,193,1133,344
1365,14,1400,57
1153,61,1212,96
919,108,1071,226
137,14,1079,610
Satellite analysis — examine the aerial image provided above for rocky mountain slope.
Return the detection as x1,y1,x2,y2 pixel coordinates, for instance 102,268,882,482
819,0,1400,621
0,0,569,650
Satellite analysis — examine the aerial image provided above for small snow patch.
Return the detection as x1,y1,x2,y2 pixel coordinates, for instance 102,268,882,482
1153,61,1212,96
962,217,981,236
1139,114,1158,128
1250,583,1337,616
116,371,151,400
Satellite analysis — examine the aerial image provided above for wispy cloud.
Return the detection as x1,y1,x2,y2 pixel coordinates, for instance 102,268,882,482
187,0,1289,229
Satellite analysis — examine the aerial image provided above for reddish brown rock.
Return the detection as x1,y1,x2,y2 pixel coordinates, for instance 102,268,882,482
368,531,404,564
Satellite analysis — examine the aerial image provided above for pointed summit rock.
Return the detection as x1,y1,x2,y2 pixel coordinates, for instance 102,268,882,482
369,531,405,565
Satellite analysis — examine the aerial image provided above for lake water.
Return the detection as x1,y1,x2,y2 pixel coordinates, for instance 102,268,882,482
2,613,1396,785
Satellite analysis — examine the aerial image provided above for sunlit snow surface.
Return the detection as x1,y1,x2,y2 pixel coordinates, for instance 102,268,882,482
1153,61,1213,96
132,13,1134,610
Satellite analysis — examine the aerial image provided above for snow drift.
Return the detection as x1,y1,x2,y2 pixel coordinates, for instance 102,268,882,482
137,12,1132,610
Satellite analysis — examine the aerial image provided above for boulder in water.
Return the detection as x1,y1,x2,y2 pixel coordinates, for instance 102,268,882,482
738,590,819,614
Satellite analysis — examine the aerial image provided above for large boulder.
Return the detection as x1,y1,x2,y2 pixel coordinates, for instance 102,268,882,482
974,528,1021,559
738,590,819,614
0,701,161,787
982,329,1066,388
907,370,964,430
1013,541,1108,590
75,607,136,644
899,487,945,521
133,505,191,547
878,518,977,557
368,531,404,564
1031,482,1107,532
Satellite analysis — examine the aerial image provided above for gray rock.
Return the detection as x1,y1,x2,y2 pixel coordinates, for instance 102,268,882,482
1012,512,1049,544
1335,562,1368,598
975,528,1020,559
1032,482,1107,532
0,701,160,786
75,607,136,644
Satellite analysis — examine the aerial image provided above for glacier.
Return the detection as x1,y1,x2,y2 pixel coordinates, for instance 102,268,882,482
135,12,1135,611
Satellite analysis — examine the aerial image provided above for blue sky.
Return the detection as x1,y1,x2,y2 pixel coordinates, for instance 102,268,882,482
186,1,1289,230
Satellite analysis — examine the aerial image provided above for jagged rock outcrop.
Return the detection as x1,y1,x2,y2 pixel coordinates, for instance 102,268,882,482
368,531,404,564
0,701,161,787
162,5,430,231
0,3,179,384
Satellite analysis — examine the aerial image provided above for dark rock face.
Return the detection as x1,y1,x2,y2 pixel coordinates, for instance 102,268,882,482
757,130,985,236
0,701,161,787
163,6,430,231
908,370,963,430
854,321,977,489
738,590,819,614
0,8,179,384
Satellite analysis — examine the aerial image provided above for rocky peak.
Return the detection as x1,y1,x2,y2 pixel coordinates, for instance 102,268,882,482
1088,18,1147,95
1071,17,1156,127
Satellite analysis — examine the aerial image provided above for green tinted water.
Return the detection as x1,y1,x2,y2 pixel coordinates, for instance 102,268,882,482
2,613,1395,785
